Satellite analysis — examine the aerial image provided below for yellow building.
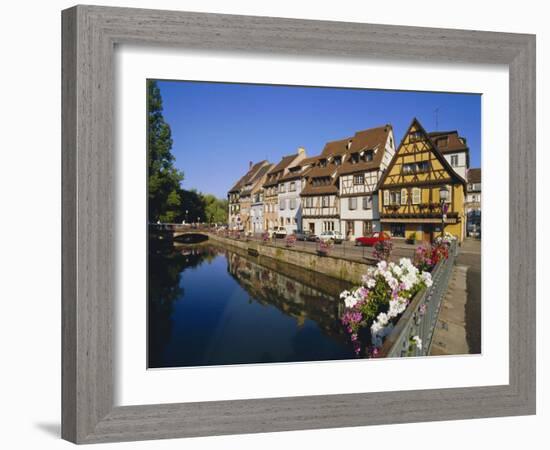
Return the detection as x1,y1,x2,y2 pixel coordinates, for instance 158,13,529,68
378,118,466,242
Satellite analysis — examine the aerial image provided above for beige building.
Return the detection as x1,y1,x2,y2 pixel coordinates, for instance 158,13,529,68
262,148,306,232
227,161,271,231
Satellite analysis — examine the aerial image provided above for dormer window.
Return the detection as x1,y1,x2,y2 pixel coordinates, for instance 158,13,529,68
438,137,449,147
350,153,359,164
364,150,374,162
319,159,327,168
334,156,342,166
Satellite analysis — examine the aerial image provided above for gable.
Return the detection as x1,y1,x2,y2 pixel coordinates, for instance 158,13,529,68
379,118,466,189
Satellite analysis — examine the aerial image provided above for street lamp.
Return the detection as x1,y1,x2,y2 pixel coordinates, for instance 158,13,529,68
439,186,449,237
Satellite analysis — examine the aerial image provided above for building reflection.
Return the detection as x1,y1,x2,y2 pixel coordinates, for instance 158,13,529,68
225,247,351,343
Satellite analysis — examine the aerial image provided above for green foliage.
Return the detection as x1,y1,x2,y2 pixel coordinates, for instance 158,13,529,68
203,194,229,224
147,80,184,222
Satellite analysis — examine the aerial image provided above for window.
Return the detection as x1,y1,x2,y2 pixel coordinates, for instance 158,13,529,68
389,137,394,148
319,159,327,168
279,199,285,210
383,190,389,206
348,197,357,210
323,221,335,231
363,221,373,234
364,150,374,162
322,196,329,207
286,217,291,224
279,184,286,193
390,224,405,237
401,188,408,205
334,156,342,166
450,155,459,166
390,191,401,205
410,131,422,141
362,196,372,210
403,161,429,174
290,181,296,192
289,199,296,210
353,174,364,185
350,153,359,164
305,197,313,208
345,221,355,236
412,187,421,204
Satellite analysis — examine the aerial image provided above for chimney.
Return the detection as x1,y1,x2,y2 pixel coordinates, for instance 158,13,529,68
297,147,306,156
249,161,253,169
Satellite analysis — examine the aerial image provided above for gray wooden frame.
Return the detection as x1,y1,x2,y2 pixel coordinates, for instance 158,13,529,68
62,5,536,444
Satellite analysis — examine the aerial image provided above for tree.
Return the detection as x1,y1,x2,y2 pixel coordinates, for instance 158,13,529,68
202,194,228,224
147,80,184,222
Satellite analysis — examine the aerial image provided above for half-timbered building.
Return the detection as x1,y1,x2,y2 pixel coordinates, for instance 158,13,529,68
378,118,466,242
338,125,396,239
301,138,350,235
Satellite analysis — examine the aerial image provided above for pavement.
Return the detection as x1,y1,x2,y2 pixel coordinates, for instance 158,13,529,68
430,238,481,355
224,233,418,263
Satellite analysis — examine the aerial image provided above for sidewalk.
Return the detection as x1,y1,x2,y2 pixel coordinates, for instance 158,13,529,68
429,238,481,356
429,264,470,355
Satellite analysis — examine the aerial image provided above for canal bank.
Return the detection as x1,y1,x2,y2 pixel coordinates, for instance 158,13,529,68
206,233,373,284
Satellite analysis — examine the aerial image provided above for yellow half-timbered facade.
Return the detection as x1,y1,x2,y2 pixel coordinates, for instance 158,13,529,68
378,118,466,242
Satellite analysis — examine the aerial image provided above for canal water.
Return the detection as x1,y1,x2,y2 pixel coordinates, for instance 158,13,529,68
148,243,356,368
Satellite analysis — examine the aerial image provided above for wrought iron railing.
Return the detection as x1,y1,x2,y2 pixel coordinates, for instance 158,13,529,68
379,240,458,357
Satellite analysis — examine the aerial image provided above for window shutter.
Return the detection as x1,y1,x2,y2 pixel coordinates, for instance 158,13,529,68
412,188,421,204
401,188,408,205
383,190,389,206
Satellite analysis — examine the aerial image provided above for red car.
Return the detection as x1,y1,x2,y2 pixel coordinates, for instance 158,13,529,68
355,231,391,246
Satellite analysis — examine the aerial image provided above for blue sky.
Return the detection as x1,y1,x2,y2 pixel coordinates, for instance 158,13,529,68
156,80,481,199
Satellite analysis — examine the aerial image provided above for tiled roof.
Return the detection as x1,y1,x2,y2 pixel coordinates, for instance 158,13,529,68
467,168,481,184
428,131,469,153
338,125,392,175
228,160,270,192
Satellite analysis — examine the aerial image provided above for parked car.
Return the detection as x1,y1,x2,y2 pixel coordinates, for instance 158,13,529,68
306,232,319,242
293,230,312,241
272,227,287,239
318,230,344,244
355,231,391,246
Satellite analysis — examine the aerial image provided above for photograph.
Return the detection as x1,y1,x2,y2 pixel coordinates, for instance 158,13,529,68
147,79,482,368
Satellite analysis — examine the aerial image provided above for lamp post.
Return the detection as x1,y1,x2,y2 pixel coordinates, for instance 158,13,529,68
439,186,449,237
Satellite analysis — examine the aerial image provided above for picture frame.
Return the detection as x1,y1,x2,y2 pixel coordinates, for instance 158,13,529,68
61,5,536,444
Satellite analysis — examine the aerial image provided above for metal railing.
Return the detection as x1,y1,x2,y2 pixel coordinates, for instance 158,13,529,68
379,241,458,357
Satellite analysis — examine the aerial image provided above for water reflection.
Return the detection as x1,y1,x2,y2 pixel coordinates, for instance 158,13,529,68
148,243,355,368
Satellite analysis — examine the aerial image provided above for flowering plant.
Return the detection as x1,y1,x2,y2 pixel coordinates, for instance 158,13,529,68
340,259,432,355
262,231,270,242
373,240,393,262
285,234,297,248
433,232,456,247
414,241,450,271
318,239,333,256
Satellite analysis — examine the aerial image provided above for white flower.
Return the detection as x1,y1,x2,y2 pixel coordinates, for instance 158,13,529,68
421,271,433,287
377,312,389,326
377,260,388,271
344,295,358,308
366,278,376,288
412,335,422,350
339,290,350,299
